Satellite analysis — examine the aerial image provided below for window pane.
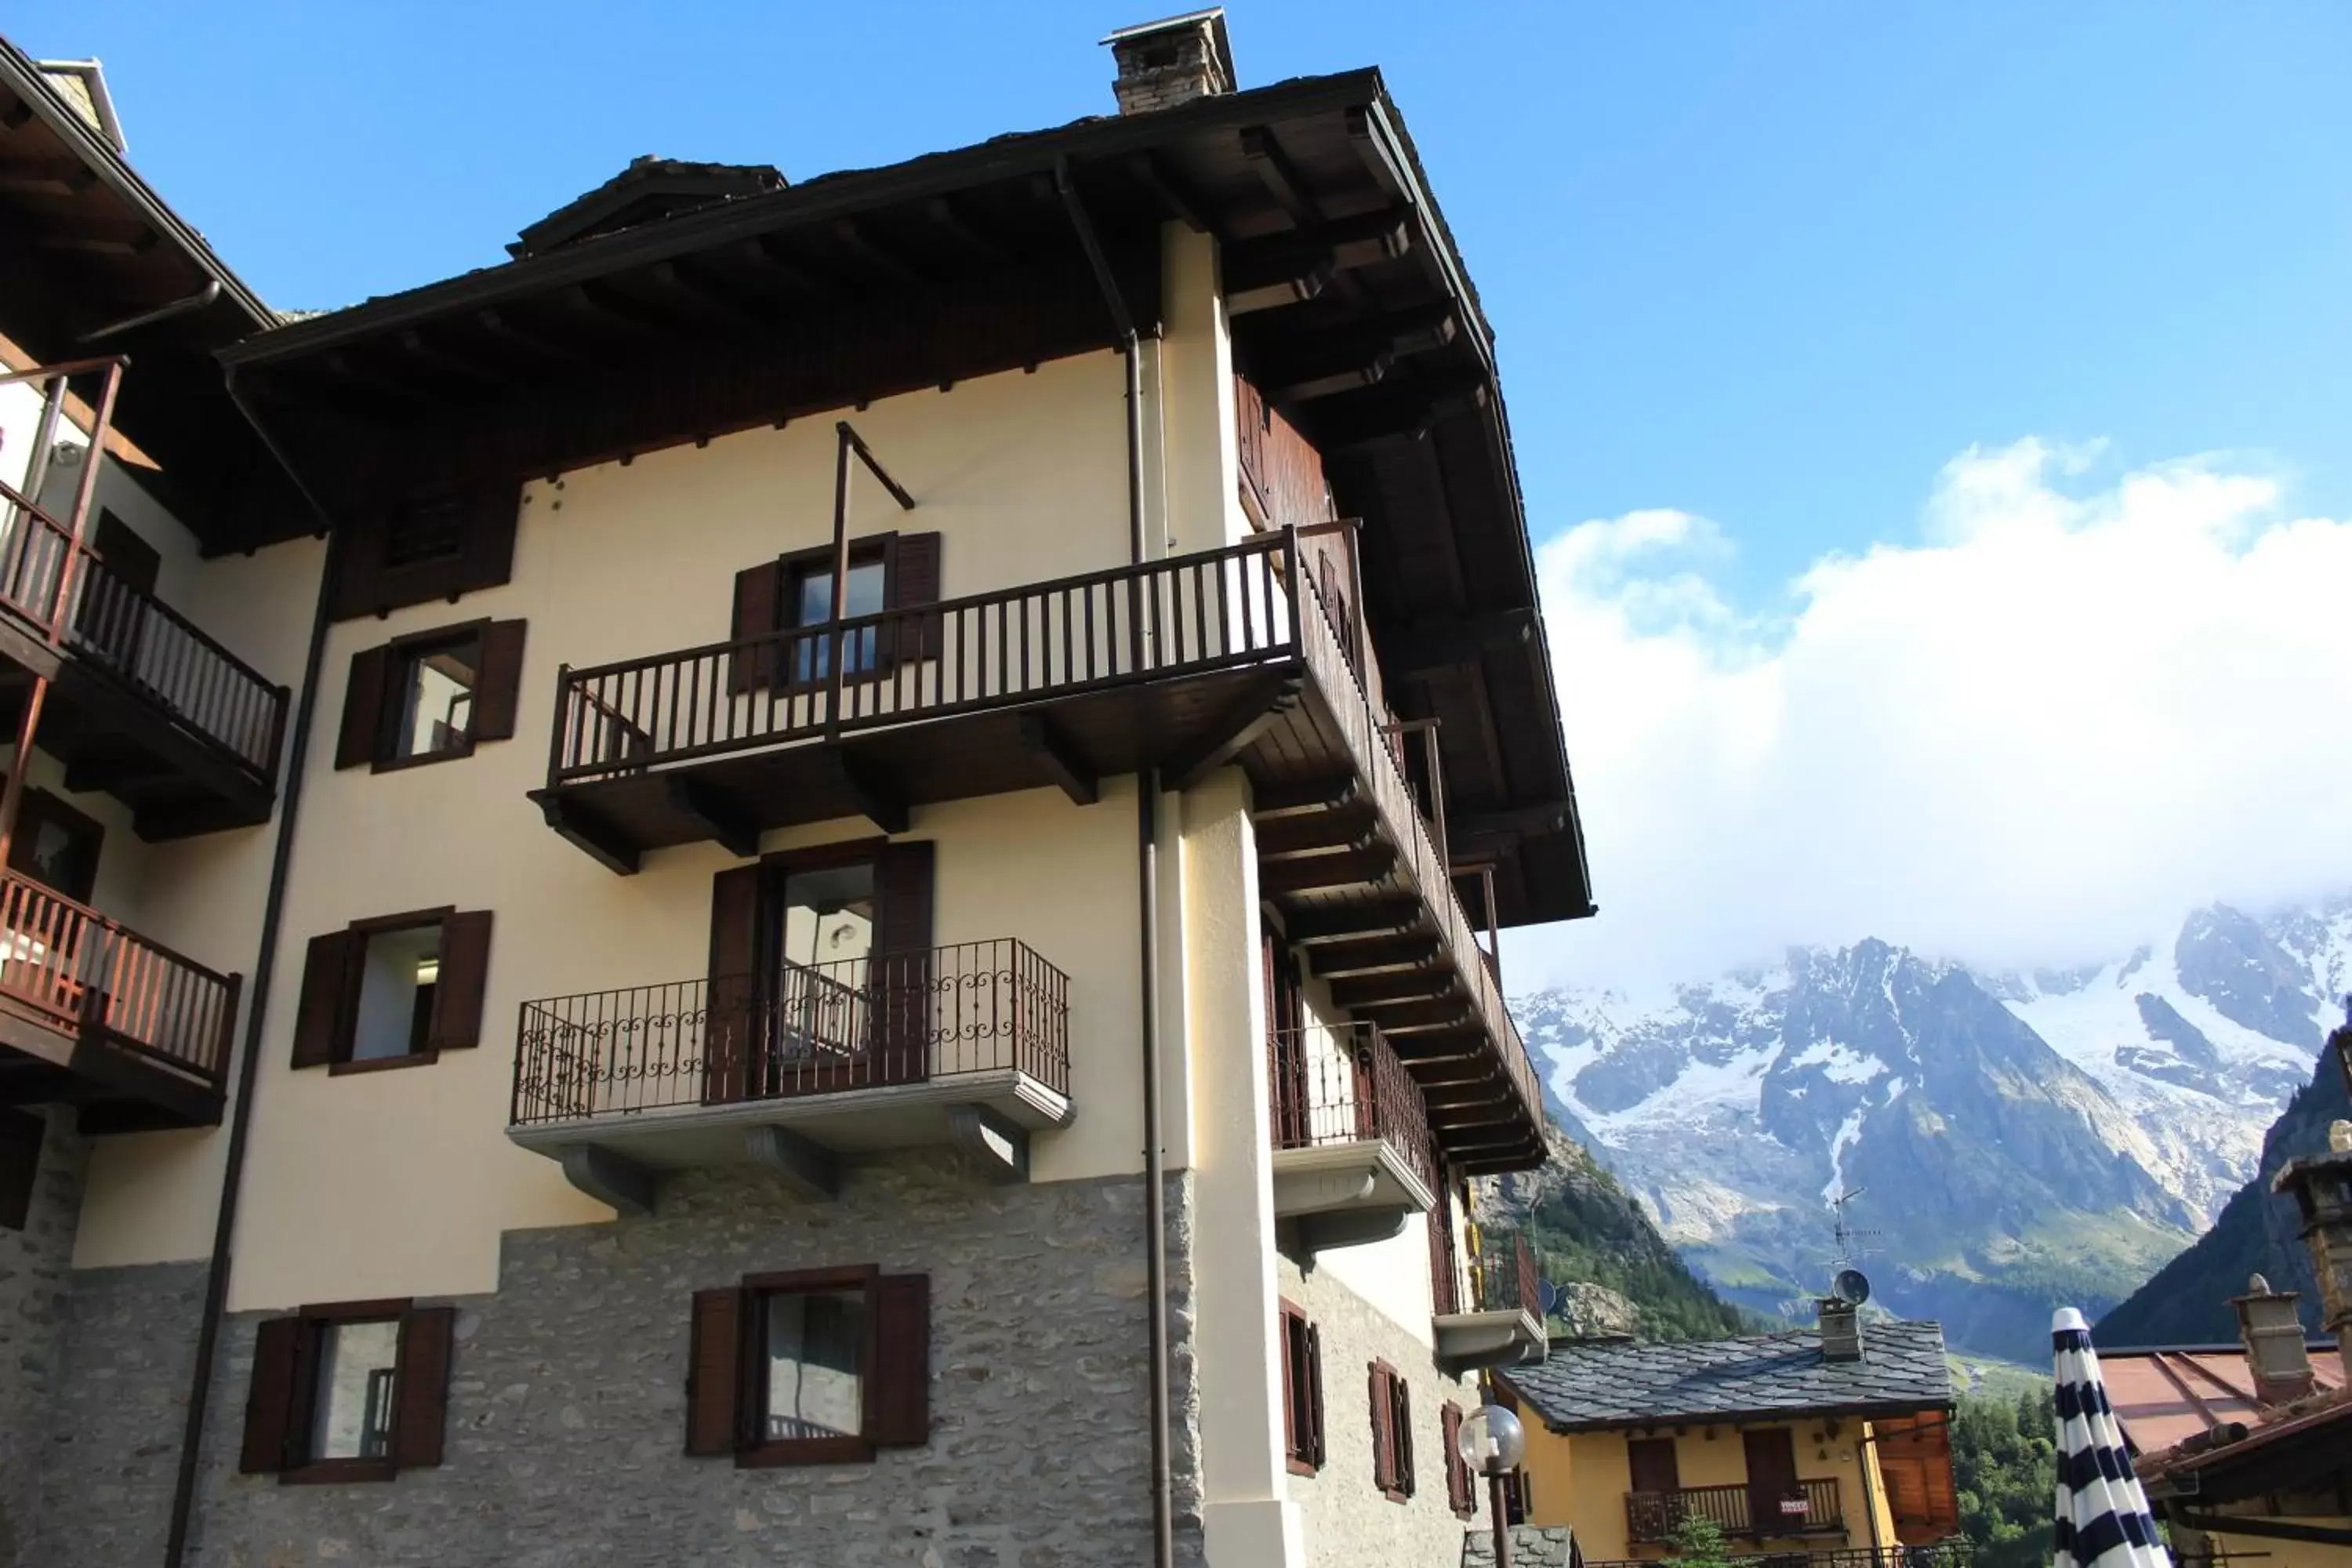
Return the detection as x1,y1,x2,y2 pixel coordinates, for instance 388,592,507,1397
761,1289,864,1441
774,865,874,1061
394,638,479,759
790,559,887,680
311,1319,401,1461
352,924,442,1061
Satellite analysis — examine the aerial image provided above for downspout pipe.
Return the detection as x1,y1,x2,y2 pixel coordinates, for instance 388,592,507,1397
164,366,343,1567
1058,157,1176,1568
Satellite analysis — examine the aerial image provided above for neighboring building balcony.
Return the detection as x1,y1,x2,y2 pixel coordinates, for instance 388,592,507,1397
506,938,1072,1210
0,869,241,1130
1269,1020,1437,1248
532,528,1544,1172
1436,1226,1548,1372
0,476,287,837
1625,1479,1847,1544
1591,1547,1967,1568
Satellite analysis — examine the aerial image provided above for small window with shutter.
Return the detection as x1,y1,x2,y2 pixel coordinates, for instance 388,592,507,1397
336,619,526,773
1370,1359,1414,1502
1443,1401,1475,1519
238,1298,454,1483
684,1265,929,1468
290,908,493,1073
1278,1299,1324,1475
728,532,940,694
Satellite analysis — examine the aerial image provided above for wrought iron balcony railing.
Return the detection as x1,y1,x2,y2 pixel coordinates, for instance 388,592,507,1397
1269,1020,1438,1194
0,870,241,1087
1475,1229,1541,1319
510,938,1069,1126
1588,1546,1969,1568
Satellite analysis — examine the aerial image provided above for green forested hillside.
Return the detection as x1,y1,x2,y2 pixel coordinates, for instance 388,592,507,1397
1952,1385,2058,1568
1485,1125,1756,1341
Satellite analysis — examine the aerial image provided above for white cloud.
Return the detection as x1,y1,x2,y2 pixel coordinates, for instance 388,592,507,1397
1514,439,2352,989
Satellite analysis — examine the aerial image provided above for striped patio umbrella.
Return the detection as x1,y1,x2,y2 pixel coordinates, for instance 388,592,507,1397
2053,1307,2169,1568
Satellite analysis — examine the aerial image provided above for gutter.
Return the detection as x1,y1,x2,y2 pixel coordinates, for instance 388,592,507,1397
162,366,342,1566
1058,157,1176,1568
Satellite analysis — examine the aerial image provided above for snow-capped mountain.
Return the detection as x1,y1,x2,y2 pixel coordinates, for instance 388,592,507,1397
1518,895,2352,1361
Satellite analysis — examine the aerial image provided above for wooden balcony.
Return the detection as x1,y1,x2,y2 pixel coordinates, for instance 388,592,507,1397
1589,1548,1969,1568
1436,1226,1548,1372
506,938,1073,1209
531,529,1544,1171
1269,1021,1436,1248
1626,1479,1847,1544
0,479,287,838
0,871,241,1130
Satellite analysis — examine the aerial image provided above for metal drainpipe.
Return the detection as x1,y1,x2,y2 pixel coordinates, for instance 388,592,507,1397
1058,158,1177,1568
162,366,344,1567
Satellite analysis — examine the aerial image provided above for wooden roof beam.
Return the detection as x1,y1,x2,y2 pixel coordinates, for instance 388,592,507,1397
1310,372,1490,450
474,307,595,368
1385,608,1538,673
924,195,1014,266
35,216,156,255
830,216,927,289
1127,151,1221,241
397,328,507,387
1279,898,1424,945
1238,125,1323,229
1450,801,1574,841
650,260,767,329
0,157,97,194
736,234,847,302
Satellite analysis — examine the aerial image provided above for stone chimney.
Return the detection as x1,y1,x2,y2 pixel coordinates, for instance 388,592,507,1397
2271,1119,2352,1387
2229,1274,2315,1405
1103,10,1236,115
1818,1298,1863,1363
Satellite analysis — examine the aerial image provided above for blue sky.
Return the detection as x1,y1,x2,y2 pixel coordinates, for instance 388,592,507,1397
26,3,2352,975
27,2,2350,593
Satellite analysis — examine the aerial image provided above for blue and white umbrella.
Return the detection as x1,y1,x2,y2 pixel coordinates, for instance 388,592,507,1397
2053,1307,2169,1568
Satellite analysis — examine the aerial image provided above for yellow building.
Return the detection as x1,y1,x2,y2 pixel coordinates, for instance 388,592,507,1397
1497,1308,1961,1567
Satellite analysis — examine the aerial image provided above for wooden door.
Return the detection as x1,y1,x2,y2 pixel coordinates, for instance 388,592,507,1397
1743,1427,1802,1537
1264,936,1308,1144
1628,1437,1680,1495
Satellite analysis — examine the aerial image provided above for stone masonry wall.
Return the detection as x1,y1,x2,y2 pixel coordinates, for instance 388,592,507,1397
1277,1243,1490,1568
30,1155,1204,1568
0,1109,86,1566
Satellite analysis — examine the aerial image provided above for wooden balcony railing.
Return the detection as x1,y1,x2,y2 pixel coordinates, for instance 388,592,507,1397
1476,1229,1541,1319
1588,1546,1969,1568
1269,1020,1438,1192
0,479,286,780
510,938,1070,1125
0,871,240,1086
1626,1479,1846,1543
543,528,1543,1141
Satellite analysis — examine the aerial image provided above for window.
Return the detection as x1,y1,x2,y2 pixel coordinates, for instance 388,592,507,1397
238,1299,454,1482
1369,1359,1414,1502
4,786,103,904
290,908,493,1073
334,619,526,772
330,482,521,622
684,1266,930,1467
1443,1401,1475,1519
0,1108,42,1231
726,532,942,695
1278,1300,1324,1474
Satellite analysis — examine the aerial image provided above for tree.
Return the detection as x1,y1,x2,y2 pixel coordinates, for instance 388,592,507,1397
1951,1386,2056,1568
1661,1514,1737,1568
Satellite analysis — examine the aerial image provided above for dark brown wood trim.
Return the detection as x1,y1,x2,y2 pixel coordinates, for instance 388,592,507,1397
741,1263,879,1294
277,1457,398,1486
754,837,891,876
328,1049,441,1076
296,1298,413,1323
734,1434,877,1469
346,906,459,935
368,741,477,775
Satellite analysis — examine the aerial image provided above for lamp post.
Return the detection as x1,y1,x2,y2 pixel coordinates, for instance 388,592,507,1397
1457,1399,1527,1567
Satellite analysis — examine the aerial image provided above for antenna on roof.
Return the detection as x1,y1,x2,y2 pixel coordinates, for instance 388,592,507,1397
1829,1187,1882,1267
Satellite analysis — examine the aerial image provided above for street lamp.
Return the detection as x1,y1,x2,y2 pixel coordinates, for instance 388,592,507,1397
1457,1400,1527,1567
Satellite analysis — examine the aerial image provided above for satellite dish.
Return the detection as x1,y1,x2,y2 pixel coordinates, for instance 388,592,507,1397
1537,1279,1563,1318
1832,1269,1871,1306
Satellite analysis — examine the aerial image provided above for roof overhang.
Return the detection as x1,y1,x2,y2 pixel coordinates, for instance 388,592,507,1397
0,35,305,549
222,68,1592,922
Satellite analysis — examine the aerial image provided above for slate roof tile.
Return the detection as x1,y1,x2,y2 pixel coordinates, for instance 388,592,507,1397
1502,1321,1951,1432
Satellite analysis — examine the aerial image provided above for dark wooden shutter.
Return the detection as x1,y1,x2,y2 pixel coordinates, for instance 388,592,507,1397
470,620,528,741
1303,1321,1325,1468
704,868,761,1104
891,532,943,660
427,911,493,1051
391,1305,455,1468
1629,1436,1681,1494
457,482,522,601
1394,1375,1414,1497
291,931,358,1069
1443,1402,1466,1515
1277,1305,1298,1465
238,1316,303,1473
866,1272,931,1446
1369,1361,1392,1490
0,1108,42,1232
684,1286,747,1456
728,562,781,694
334,644,390,769
873,841,935,1084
